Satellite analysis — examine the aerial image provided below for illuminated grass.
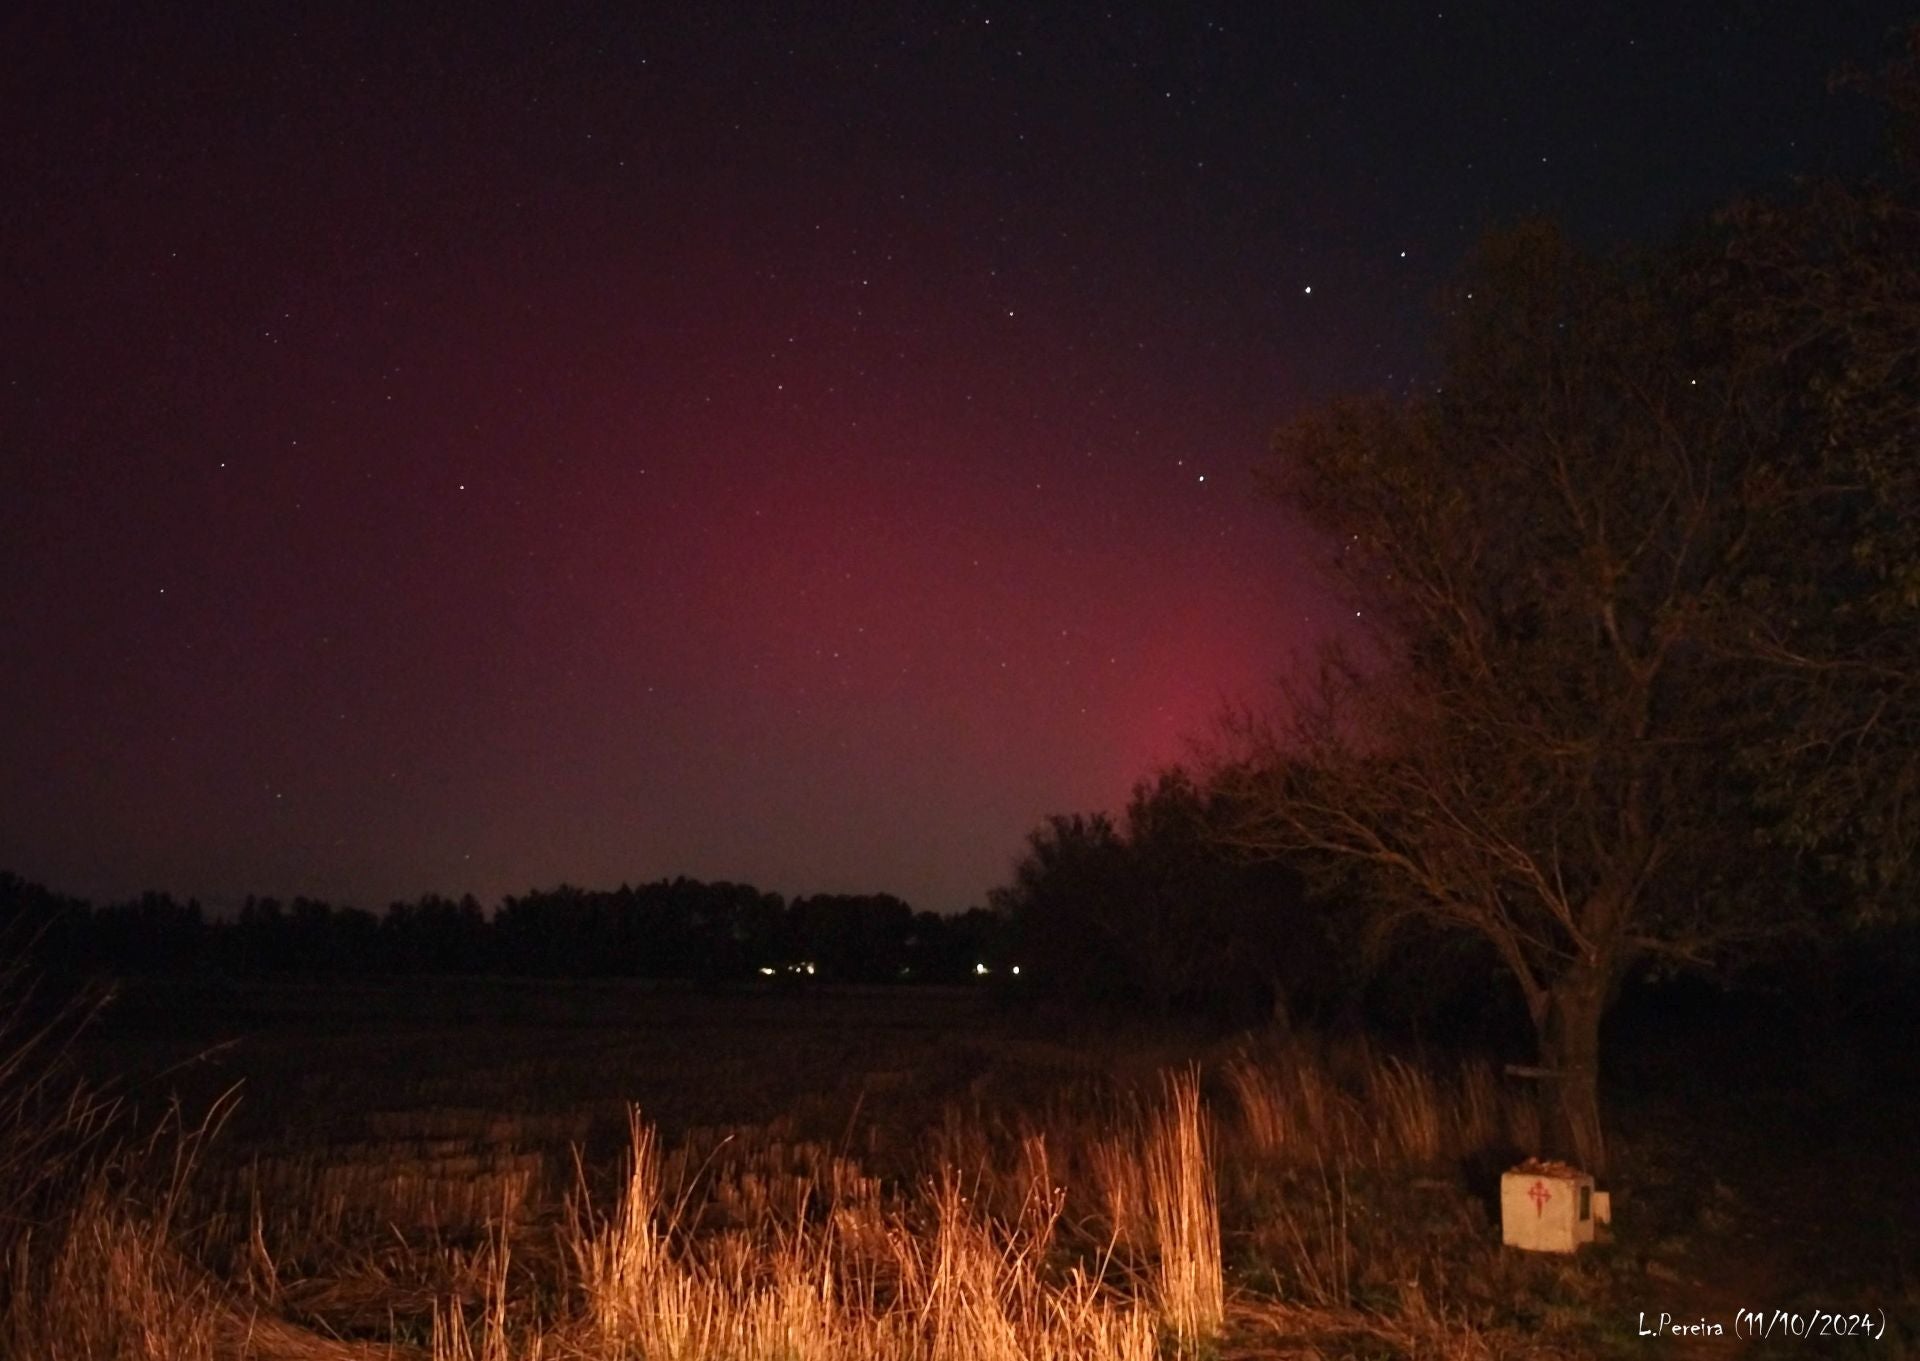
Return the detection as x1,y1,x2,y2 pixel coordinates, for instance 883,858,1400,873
30,986,1604,1358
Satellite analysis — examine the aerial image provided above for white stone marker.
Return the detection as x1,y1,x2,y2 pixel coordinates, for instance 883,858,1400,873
1500,1159,1597,1253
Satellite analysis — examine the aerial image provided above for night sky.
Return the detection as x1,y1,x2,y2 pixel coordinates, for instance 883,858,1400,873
3,3,1910,914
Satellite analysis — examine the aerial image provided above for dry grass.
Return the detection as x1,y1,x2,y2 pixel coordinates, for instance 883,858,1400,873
0,1045,235,1361
1142,1069,1222,1348
2,1175,220,1360
21,981,1599,1360
1223,1032,1538,1169
556,1103,1166,1361
0,976,117,1254
1208,1032,1555,1355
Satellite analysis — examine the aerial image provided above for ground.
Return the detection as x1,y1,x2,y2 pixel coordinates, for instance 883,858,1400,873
44,975,1919,1359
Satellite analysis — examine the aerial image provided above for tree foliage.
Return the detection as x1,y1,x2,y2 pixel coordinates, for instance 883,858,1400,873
1709,40,1920,895
0,871,1004,987
1215,36,1920,1171
993,769,1328,1021
1216,209,1887,1171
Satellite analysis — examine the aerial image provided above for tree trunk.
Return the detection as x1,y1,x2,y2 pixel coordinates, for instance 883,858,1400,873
1267,975,1292,1036
1537,968,1608,1176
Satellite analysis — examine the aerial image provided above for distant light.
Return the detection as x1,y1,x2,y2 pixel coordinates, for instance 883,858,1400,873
974,962,989,976
1303,285,1312,294
1011,965,1021,976
759,966,775,976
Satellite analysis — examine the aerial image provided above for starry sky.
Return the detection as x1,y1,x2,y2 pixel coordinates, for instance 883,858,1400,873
2,3,1910,913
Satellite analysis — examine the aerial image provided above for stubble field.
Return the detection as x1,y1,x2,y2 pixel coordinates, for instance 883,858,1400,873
7,977,1913,1359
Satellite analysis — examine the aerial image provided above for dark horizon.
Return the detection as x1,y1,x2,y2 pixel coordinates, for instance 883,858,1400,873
4,2,1912,914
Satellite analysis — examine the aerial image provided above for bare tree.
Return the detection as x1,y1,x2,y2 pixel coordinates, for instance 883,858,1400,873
1216,223,1806,1173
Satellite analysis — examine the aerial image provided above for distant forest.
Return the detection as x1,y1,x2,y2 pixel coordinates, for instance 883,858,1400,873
0,765,1344,1025
0,871,1006,987
0,770,1490,1029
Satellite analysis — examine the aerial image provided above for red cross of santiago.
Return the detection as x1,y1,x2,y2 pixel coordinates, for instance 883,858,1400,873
1527,1180,1552,1217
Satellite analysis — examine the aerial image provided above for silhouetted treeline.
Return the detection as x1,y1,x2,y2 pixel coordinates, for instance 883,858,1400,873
992,768,1370,1026
993,764,1920,1039
0,872,1007,986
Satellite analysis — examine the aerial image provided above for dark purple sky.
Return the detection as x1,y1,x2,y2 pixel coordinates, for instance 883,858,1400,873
2,3,1909,912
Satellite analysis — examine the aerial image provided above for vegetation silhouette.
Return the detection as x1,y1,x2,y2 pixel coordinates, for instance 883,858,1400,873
0,871,1005,989
1204,34,1920,1175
